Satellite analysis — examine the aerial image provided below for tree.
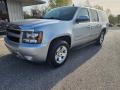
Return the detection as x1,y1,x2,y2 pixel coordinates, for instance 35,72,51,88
94,5,103,10
24,12,33,19
117,15,120,24
108,14,120,25
49,0,72,9
108,14,117,25
106,9,111,16
84,0,91,7
30,5,48,18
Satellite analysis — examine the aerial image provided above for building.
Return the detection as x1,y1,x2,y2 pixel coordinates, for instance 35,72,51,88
0,0,45,22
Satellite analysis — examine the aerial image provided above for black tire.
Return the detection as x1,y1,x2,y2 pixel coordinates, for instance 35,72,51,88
96,31,105,45
47,40,70,67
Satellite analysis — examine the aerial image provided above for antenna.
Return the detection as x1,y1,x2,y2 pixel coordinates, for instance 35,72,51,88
73,4,75,7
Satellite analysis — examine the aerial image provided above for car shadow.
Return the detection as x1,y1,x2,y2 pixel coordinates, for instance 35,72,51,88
0,44,101,90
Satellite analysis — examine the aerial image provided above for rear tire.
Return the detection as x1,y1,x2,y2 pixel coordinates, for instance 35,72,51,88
47,40,70,67
96,31,105,46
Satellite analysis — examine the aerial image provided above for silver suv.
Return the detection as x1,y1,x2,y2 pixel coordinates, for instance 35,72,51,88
4,6,109,67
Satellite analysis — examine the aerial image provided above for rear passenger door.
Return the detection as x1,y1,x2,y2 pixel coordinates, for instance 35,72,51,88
89,9,101,40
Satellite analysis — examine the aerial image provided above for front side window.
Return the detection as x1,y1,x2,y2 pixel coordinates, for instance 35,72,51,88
90,9,99,22
77,8,90,18
76,8,90,22
42,7,78,21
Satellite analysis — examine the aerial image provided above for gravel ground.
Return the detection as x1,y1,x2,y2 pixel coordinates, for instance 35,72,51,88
52,30,120,90
0,30,120,90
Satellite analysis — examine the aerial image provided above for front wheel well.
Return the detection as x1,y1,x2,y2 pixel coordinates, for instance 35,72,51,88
49,36,71,48
46,36,71,63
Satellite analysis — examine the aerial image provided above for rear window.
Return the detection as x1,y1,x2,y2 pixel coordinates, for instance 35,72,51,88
90,9,99,22
98,11,108,22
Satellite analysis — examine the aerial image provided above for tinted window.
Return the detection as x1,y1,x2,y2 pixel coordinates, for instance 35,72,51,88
90,9,99,22
98,11,108,22
78,8,89,18
42,7,77,21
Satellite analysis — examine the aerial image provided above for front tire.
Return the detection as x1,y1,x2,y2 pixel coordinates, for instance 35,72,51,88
47,40,70,67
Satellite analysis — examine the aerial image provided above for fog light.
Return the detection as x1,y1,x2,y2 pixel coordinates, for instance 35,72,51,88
25,56,33,61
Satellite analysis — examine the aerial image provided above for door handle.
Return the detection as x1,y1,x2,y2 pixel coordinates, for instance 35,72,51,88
97,24,101,27
91,25,96,28
87,25,91,28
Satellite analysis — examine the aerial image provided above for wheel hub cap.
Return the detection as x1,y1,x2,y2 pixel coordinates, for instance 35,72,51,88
55,46,68,64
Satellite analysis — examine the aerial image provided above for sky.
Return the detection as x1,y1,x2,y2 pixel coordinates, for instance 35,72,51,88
73,0,120,15
23,0,120,15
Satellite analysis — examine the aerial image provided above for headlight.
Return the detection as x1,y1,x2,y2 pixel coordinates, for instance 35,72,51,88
22,31,43,44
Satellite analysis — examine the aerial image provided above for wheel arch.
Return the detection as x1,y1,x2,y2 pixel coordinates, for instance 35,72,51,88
101,28,107,34
49,35,72,48
46,35,71,64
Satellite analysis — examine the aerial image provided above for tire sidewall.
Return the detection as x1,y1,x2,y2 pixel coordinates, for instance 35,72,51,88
99,31,105,45
47,41,70,67
96,31,105,45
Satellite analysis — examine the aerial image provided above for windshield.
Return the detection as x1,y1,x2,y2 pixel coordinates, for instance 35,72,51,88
42,7,78,21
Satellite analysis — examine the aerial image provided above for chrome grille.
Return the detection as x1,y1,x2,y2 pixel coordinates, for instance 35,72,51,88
6,29,21,43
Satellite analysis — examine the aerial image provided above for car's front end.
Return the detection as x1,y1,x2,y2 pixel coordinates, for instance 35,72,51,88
4,24,49,62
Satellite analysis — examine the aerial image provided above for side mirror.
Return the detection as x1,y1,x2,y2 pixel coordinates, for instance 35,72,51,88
76,16,90,23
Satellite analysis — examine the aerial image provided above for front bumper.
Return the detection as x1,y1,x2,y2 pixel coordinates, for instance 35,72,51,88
4,38,49,62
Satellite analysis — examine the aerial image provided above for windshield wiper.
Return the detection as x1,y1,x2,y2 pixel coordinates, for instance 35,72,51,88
43,17,62,20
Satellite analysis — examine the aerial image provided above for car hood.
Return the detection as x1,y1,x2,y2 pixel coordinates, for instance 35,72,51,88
10,19,62,30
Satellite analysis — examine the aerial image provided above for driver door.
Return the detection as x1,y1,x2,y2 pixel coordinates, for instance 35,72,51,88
73,8,91,46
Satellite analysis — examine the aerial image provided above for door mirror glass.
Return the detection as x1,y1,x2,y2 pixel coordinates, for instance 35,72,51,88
76,16,90,23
